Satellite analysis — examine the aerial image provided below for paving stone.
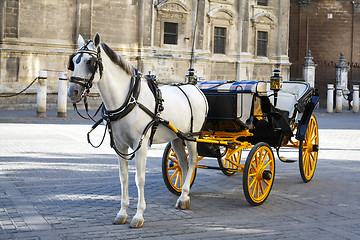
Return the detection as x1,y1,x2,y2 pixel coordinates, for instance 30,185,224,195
0,111,359,239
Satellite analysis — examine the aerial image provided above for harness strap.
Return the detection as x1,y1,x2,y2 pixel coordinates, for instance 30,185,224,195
175,85,194,133
107,117,157,160
102,71,141,121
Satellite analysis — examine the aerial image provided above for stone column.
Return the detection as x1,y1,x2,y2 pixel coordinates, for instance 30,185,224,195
57,72,68,117
336,53,350,108
336,85,343,113
37,71,47,118
327,84,334,113
336,53,350,90
304,50,316,88
353,85,359,113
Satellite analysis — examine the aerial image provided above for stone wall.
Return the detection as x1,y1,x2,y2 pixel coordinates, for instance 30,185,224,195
0,0,291,109
289,0,360,107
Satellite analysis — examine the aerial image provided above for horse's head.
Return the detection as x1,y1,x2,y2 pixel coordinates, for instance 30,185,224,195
67,33,103,103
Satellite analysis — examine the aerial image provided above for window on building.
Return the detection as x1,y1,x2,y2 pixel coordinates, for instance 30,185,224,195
164,22,178,45
214,27,226,54
257,31,268,57
257,0,268,6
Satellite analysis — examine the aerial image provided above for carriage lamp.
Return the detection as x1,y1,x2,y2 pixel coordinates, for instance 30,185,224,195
185,68,197,85
270,68,283,107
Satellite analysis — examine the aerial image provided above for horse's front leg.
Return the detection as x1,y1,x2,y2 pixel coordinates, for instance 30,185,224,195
113,146,130,225
129,145,148,228
173,139,196,210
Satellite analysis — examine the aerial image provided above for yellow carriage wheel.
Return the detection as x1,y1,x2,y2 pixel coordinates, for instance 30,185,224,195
217,146,241,176
243,142,275,206
299,115,319,183
162,142,197,195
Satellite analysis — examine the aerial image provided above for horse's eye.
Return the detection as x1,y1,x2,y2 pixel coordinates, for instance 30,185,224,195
86,60,92,65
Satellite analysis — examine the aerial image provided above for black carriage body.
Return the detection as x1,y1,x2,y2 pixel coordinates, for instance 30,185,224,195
199,81,257,132
198,80,319,148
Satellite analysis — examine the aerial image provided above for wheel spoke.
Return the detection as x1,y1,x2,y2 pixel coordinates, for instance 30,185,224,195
259,151,265,165
249,177,256,189
256,181,260,199
170,168,179,181
263,158,272,169
250,161,258,171
263,179,270,187
260,180,265,195
169,156,178,164
168,165,177,171
174,172,180,188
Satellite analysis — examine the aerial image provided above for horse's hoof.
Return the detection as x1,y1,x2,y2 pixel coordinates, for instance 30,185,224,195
175,199,190,210
113,215,128,225
130,218,144,228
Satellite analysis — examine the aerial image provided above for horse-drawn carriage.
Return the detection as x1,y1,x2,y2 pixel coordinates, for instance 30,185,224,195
67,33,319,227
162,79,319,206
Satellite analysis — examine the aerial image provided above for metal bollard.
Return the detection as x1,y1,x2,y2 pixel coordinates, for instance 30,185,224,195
57,72,68,117
353,85,359,113
36,70,47,118
336,85,343,113
327,84,334,113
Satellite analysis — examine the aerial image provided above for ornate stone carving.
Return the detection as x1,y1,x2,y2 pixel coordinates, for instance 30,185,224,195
251,11,277,28
156,0,190,14
305,50,316,67
207,6,235,24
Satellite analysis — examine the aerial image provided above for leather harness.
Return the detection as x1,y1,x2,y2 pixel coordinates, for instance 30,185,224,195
69,41,196,160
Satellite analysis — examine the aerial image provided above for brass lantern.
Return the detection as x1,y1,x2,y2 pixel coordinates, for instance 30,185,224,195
270,68,283,106
185,68,197,85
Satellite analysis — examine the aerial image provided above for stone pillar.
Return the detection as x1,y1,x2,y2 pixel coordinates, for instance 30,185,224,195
336,53,350,109
336,85,343,113
327,84,334,113
353,85,359,113
336,53,350,90
57,72,68,117
36,71,47,118
304,50,316,88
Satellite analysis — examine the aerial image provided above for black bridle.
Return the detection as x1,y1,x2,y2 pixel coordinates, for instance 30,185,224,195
68,40,104,121
68,40,103,92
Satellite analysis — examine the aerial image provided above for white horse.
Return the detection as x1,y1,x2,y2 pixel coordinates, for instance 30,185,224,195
67,33,208,228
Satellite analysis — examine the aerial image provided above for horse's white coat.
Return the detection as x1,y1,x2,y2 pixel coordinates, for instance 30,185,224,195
68,34,208,228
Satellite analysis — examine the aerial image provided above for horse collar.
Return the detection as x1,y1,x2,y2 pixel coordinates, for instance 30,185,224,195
102,71,141,122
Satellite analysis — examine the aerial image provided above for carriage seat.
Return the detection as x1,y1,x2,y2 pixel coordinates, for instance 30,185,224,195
198,81,259,127
257,81,310,118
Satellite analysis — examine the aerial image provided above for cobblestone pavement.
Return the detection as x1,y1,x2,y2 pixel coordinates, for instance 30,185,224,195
0,109,359,239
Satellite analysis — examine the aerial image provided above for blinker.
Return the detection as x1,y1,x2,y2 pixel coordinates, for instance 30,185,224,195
68,54,76,71
88,56,97,73
67,53,98,73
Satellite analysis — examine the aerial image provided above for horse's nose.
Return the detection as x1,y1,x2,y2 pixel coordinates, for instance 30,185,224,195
67,85,82,103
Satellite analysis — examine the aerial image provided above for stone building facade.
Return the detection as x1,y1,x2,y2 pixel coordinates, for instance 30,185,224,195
0,0,291,109
289,0,360,107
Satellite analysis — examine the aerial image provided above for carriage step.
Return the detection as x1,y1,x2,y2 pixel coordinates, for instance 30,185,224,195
279,156,296,163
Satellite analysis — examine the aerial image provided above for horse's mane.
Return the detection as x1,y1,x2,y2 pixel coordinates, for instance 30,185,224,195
101,42,135,76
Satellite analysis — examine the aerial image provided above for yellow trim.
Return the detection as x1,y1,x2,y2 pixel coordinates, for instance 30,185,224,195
196,138,228,145
167,122,179,133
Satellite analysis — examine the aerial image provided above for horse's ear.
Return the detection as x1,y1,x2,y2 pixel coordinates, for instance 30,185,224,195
93,33,100,48
78,35,85,48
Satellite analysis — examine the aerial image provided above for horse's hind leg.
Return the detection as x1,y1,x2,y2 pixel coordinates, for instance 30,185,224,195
113,154,129,225
173,139,197,210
